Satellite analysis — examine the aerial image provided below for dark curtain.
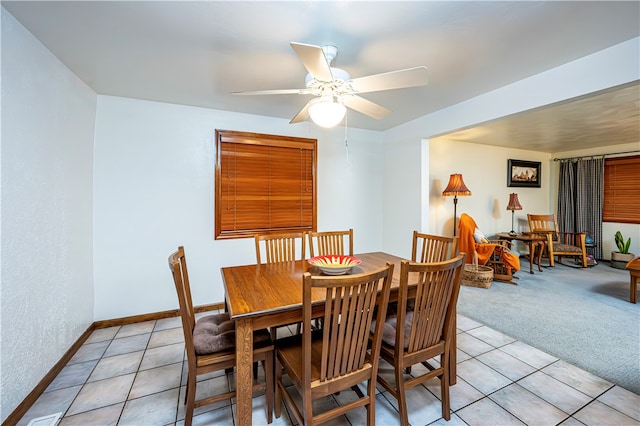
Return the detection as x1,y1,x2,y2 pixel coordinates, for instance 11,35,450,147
557,158,604,259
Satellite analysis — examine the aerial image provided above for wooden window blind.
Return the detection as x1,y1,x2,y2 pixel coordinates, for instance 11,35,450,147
603,155,640,224
215,130,317,239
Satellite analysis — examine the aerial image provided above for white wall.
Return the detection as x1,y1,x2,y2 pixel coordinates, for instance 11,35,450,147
428,141,550,241
1,9,96,421
93,97,384,320
381,37,640,256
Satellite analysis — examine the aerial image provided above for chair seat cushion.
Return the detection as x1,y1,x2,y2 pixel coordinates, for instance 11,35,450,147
553,243,582,253
193,312,271,355
371,311,414,349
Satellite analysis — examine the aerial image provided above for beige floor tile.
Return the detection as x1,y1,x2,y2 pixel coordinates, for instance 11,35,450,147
499,340,558,369
329,384,398,425
119,388,179,425
456,397,526,426
66,373,135,416
456,358,512,395
573,400,640,426
476,349,536,381
68,340,110,364
382,385,447,425
457,332,495,357
17,386,82,426
58,402,124,426
456,314,483,331
46,360,98,391
85,326,120,344
518,371,592,414
148,327,185,348
542,360,613,398
177,405,234,426
154,316,183,331
490,383,569,425
88,350,144,382
597,385,640,421
559,417,587,426
103,333,150,358
140,342,185,370
129,362,182,399
115,320,156,338
424,376,485,411
466,325,517,347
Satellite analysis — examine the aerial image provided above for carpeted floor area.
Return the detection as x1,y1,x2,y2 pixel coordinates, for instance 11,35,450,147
457,258,640,395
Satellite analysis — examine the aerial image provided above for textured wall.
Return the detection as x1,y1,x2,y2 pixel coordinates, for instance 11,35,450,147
93,96,385,320
1,9,96,421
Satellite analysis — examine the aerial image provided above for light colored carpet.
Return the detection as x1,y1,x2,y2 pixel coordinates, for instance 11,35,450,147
457,258,640,394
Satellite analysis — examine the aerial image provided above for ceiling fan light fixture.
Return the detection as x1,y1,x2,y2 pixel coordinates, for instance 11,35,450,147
308,96,346,128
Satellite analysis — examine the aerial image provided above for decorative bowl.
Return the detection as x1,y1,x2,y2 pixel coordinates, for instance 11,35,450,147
308,255,362,275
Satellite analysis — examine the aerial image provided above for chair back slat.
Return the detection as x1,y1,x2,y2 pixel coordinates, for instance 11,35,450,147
398,255,465,354
304,264,393,383
255,232,306,264
411,231,459,263
308,229,354,257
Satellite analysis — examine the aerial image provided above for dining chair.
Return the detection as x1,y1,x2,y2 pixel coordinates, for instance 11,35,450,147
274,263,395,426
255,232,307,338
411,231,459,262
255,231,307,264
308,228,354,257
168,246,274,426
527,213,588,267
373,254,466,425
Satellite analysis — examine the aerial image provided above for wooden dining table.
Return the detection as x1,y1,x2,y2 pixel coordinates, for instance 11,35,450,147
221,251,458,426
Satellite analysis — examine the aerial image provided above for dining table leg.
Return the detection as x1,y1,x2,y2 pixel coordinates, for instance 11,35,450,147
235,317,254,426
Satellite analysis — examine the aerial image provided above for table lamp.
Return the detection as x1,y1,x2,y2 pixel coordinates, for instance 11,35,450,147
442,174,472,236
506,193,523,236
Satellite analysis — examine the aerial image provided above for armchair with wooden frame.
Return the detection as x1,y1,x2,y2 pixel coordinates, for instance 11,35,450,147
527,214,588,268
458,213,521,283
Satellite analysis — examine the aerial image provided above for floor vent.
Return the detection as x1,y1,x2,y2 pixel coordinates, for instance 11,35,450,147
26,413,62,426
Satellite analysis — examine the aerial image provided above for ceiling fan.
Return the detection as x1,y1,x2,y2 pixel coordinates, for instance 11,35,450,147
232,42,428,127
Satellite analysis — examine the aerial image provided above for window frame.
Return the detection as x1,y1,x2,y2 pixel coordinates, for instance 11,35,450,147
214,129,317,239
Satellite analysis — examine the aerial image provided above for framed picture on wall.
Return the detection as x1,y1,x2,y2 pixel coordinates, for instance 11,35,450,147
507,159,541,187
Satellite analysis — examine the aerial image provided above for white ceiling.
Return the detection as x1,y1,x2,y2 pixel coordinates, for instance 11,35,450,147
3,1,639,152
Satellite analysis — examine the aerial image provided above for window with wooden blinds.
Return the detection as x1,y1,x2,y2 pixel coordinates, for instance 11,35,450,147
603,155,640,224
215,130,317,239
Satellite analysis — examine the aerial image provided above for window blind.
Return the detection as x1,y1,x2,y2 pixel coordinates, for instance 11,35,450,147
215,130,317,239
603,155,640,224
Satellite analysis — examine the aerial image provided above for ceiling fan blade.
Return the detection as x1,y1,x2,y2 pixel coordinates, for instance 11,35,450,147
289,99,313,124
232,88,312,96
349,66,428,94
342,95,391,120
290,42,333,83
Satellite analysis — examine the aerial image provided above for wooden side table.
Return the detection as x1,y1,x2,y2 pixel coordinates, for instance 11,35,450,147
495,233,545,274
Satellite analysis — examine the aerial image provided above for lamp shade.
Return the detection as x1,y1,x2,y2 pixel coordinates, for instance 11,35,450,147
442,174,472,196
506,193,523,211
308,95,346,128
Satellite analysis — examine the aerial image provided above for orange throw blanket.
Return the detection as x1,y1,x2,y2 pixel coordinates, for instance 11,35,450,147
458,213,520,271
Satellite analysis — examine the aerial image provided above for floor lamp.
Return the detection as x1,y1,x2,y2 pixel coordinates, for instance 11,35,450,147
442,174,472,236
507,193,523,236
